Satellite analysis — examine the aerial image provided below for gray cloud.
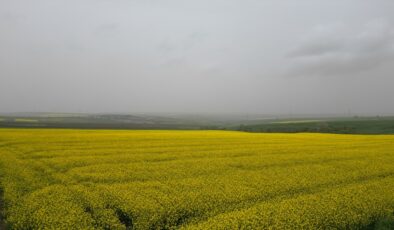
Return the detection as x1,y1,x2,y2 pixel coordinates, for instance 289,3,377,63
286,20,394,76
1,0,394,115
94,23,119,35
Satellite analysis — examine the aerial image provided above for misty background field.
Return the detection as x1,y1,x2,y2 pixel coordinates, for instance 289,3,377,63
1,113,394,134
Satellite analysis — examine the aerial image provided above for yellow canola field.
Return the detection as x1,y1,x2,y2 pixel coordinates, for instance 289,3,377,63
0,129,394,229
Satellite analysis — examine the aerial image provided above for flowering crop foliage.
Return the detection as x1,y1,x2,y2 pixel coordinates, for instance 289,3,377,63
0,129,394,229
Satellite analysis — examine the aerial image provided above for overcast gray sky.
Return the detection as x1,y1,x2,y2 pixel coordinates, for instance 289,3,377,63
1,0,394,115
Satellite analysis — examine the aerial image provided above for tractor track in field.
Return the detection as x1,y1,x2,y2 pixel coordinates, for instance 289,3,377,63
0,188,7,230
0,152,7,229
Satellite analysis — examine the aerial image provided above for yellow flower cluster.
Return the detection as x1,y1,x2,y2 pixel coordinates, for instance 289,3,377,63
0,129,393,229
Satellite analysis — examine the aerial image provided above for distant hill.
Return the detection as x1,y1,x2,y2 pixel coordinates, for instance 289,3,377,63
234,116,394,134
1,113,394,134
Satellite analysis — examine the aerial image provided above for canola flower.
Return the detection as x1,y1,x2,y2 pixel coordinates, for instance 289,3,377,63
0,129,394,229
